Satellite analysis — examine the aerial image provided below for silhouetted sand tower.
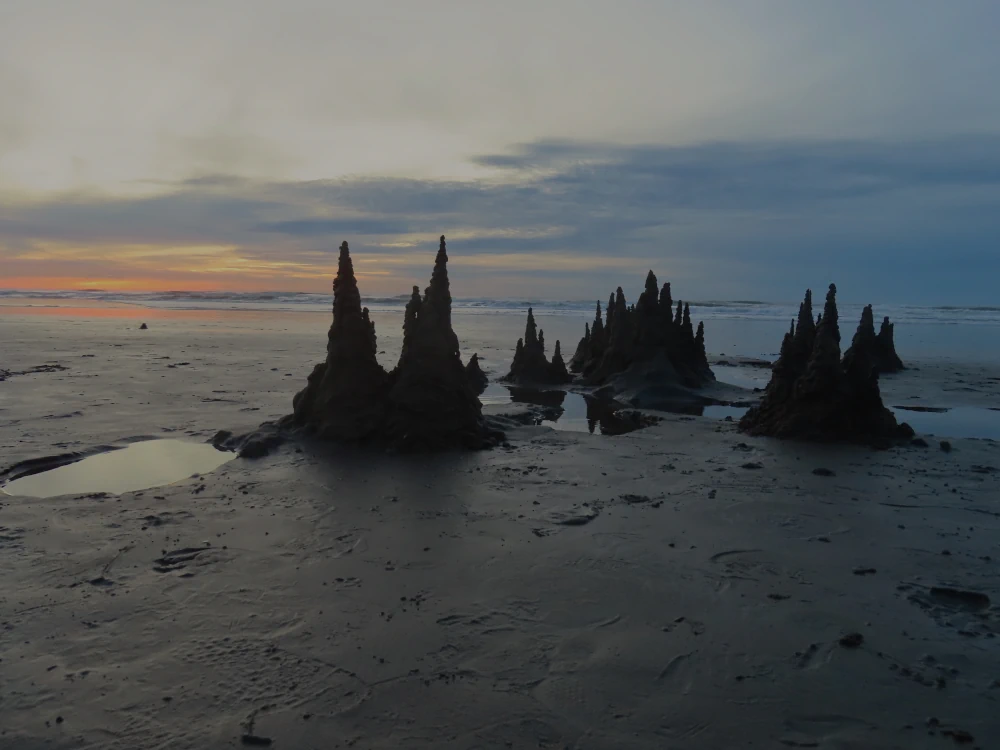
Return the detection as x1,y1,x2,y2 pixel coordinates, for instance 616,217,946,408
292,237,500,450
740,284,912,445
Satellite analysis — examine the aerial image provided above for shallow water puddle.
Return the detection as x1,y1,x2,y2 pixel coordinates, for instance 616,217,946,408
537,392,598,434
891,405,1000,440
702,405,750,421
490,384,748,434
695,403,1000,440
712,365,1000,438
480,382,514,406
2,439,234,498
491,386,659,435
713,365,770,390
488,379,1000,439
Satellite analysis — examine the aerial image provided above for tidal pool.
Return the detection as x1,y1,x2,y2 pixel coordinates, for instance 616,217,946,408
2,439,235,498
693,403,1000,440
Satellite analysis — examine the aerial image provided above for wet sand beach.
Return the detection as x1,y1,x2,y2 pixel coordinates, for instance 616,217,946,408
2,303,999,749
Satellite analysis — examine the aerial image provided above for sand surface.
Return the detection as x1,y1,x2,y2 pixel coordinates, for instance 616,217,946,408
2,312,1000,749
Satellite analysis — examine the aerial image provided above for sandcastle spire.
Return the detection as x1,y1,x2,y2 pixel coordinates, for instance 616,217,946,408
682,302,694,344
778,321,795,361
524,307,539,348
846,305,875,354
362,307,376,353
333,241,361,316
694,320,710,371
875,315,905,372
843,304,878,387
740,283,910,444
795,284,843,399
645,270,658,293
293,240,387,440
386,234,497,448
465,352,489,394
639,270,659,313
796,289,815,342
551,339,570,382
399,285,422,364
786,289,816,376
610,288,629,343
821,283,840,345
424,235,453,328
659,282,672,313
329,242,366,350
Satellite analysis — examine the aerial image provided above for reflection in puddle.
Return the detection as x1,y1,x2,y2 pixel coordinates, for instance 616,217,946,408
702,405,750,421
678,403,1000,440
711,364,1000,439
2,439,234,498
889,406,1000,440
506,388,659,435
712,365,770,390
480,382,514,407
494,385,746,435
487,382,1000,441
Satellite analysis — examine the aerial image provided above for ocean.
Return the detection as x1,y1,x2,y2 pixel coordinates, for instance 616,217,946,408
4,289,1000,364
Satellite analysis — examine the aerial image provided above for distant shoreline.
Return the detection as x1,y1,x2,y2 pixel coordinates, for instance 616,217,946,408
4,290,1000,327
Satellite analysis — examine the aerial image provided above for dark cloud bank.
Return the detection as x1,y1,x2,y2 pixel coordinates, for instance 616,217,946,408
3,136,999,303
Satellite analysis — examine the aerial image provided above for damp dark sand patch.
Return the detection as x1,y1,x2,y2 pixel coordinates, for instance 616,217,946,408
1,439,234,498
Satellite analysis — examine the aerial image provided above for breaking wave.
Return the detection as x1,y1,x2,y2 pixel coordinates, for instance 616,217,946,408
2,289,999,326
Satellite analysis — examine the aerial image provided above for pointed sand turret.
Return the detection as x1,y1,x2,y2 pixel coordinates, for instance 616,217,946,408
291,242,389,441
740,284,912,445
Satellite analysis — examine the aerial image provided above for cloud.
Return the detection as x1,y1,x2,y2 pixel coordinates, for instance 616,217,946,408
253,218,416,238
4,2,1000,193
2,135,1000,302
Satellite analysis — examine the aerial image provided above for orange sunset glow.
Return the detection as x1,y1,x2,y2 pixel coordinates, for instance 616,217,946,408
3,239,659,297
1,3,997,305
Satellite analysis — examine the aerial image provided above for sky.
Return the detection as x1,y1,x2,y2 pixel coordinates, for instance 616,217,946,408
2,0,999,304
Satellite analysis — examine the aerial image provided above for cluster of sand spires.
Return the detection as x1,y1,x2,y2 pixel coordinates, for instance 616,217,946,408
739,284,912,445
503,270,714,388
290,237,502,451
225,248,911,454
501,307,572,385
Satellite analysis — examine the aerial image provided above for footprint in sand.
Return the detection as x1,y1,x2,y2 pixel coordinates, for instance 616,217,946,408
0,525,27,549
661,616,706,636
709,548,801,587
152,546,222,574
900,583,997,637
